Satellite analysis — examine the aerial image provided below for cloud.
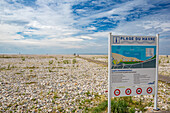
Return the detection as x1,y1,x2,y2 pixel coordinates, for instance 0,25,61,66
79,36,93,40
86,26,96,30
0,0,84,44
111,8,170,37
74,0,154,26
0,24,25,41
0,0,170,54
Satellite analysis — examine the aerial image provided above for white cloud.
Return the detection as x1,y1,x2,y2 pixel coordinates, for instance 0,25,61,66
110,10,170,37
80,36,93,39
0,23,25,41
89,31,108,38
75,0,154,26
86,26,96,30
0,0,88,49
0,0,170,54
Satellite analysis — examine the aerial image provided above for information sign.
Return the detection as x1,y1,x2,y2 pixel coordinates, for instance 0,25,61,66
108,33,159,112
109,35,158,96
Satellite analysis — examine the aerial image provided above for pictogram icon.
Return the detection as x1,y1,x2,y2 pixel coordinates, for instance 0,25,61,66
136,88,142,94
125,88,132,95
146,87,152,94
114,89,121,96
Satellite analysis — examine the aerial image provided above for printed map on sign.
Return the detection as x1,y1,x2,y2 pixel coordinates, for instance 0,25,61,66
111,45,156,69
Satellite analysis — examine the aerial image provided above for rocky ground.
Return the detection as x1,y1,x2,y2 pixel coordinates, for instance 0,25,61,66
0,55,108,112
159,55,170,77
80,55,108,63
0,55,169,112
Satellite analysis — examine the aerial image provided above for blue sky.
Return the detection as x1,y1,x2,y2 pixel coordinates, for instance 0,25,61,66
0,0,170,55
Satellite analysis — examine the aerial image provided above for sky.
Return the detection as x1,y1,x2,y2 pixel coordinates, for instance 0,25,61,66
0,0,170,55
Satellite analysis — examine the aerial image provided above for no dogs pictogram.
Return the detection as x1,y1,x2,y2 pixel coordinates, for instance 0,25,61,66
114,89,120,96
125,88,132,95
146,87,153,94
136,88,142,94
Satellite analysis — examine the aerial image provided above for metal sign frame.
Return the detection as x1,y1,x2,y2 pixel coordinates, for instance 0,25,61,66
108,33,159,113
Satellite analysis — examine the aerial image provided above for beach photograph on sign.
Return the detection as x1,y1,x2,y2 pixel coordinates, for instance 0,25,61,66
111,45,156,69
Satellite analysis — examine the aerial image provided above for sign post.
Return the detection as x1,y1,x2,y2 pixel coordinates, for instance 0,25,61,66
153,34,159,110
108,33,159,113
108,33,111,113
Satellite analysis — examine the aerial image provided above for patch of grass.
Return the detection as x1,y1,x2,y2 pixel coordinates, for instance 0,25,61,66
85,99,91,103
16,87,19,92
11,65,16,68
148,101,153,107
52,99,55,104
7,64,11,70
30,69,33,72
32,98,36,101
31,105,35,109
24,66,37,69
111,99,129,113
8,104,12,108
21,57,25,61
85,91,90,96
72,108,76,112
53,92,59,99
56,66,63,69
25,82,37,84
91,97,147,113
57,106,63,112
49,69,52,72
72,59,77,64
49,60,54,65
63,60,70,64
15,72,22,74
128,107,136,113
0,55,17,58
91,100,107,113
0,67,6,70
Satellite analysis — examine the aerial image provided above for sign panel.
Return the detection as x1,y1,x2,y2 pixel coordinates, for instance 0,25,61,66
110,35,157,96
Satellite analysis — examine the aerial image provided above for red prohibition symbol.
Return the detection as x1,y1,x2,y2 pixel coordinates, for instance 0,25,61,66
125,88,132,95
146,87,153,94
136,88,142,94
114,89,121,96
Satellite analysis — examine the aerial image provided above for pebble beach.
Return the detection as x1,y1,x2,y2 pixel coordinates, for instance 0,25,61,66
0,55,169,112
